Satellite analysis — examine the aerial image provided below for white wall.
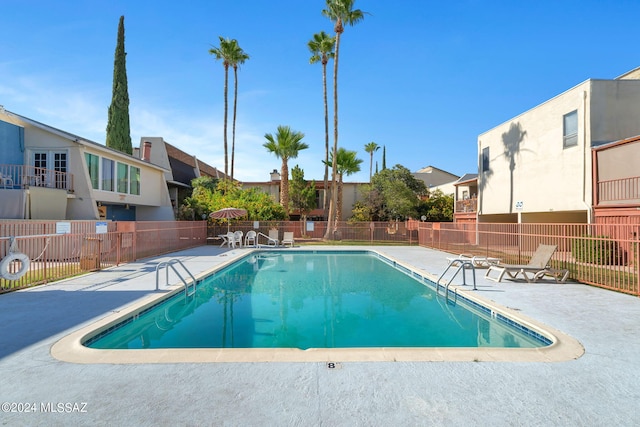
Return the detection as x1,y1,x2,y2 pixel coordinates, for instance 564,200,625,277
478,81,590,217
478,78,640,222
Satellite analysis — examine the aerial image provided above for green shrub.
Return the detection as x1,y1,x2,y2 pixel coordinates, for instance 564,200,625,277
571,235,622,265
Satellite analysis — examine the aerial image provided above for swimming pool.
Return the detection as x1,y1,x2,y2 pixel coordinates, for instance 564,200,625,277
86,251,546,350
52,248,584,363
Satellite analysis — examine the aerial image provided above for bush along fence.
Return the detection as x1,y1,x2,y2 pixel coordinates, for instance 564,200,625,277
408,220,640,297
0,220,206,293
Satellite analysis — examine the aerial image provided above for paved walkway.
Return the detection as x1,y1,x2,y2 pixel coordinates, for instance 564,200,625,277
1,245,639,426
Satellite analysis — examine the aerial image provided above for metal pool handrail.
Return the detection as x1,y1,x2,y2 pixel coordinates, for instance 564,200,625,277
155,258,197,297
437,260,477,301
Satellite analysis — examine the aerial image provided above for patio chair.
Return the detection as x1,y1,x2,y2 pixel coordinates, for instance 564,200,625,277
245,230,257,247
281,232,295,247
233,230,244,248
225,231,236,248
268,229,280,246
485,244,568,283
0,174,14,189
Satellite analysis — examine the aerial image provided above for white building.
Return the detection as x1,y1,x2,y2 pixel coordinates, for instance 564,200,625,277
478,68,640,224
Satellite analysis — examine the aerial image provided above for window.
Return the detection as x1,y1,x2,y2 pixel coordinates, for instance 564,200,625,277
85,153,99,189
34,152,47,170
482,147,490,172
117,162,128,193
102,158,114,191
315,189,323,209
53,152,68,188
130,166,140,195
563,110,578,148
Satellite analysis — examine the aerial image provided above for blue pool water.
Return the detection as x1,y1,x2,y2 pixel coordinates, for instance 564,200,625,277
86,251,548,350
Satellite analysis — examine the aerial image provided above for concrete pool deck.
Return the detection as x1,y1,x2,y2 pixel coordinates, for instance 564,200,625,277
1,245,639,426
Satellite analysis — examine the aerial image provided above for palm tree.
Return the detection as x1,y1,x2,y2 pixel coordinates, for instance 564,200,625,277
322,0,366,238
308,31,335,217
209,36,237,178
263,126,309,217
229,41,249,181
364,141,379,182
324,148,362,223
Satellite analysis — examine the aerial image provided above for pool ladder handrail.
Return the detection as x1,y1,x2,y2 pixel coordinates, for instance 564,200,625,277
155,258,197,297
436,259,477,301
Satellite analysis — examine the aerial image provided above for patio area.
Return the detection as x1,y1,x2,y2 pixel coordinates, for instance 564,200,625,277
1,245,639,426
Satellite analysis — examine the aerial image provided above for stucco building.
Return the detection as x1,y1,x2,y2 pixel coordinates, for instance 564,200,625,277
1,108,173,220
477,68,640,224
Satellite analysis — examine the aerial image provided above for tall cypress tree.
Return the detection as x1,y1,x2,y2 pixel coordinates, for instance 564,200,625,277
106,15,132,155
382,145,386,170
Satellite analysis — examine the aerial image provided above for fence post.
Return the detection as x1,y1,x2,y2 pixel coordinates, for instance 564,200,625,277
116,232,121,266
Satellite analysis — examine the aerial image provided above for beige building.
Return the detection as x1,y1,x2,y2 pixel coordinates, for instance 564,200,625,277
0,108,174,220
413,166,458,195
136,137,227,218
478,68,640,224
242,170,366,221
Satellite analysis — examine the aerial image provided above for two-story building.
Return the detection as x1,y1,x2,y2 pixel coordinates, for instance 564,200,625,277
452,173,478,223
241,170,366,221
136,137,228,218
413,166,458,196
476,68,640,224
0,107,174,221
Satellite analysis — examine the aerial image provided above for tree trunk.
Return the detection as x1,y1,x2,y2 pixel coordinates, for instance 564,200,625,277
281,160,289,218
322,61,329,217
324,26,342,240
231,65,238,181
223,64,229,178
337,173,343,224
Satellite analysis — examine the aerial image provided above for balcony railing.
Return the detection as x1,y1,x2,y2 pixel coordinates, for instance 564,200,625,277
598,176,640,204
455,198,478,213
0,164,74,192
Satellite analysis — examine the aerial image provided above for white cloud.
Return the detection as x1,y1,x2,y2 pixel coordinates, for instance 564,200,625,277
0,64,345,183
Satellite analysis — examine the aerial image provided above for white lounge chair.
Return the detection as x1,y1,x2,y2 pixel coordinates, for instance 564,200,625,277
281,232,294,247
446,254,500,268
268,229,279,245
485,244,568,283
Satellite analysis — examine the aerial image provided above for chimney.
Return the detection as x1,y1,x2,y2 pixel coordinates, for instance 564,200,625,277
270,169,281,181
142,141,152,162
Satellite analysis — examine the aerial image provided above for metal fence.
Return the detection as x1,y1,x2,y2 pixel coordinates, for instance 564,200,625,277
410,220,640,296
0,220,206,293
4,218,639,296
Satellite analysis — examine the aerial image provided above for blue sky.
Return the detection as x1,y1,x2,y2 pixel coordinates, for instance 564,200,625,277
2,0,640,182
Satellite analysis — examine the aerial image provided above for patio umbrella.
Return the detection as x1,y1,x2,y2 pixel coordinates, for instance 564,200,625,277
209,207,247,232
